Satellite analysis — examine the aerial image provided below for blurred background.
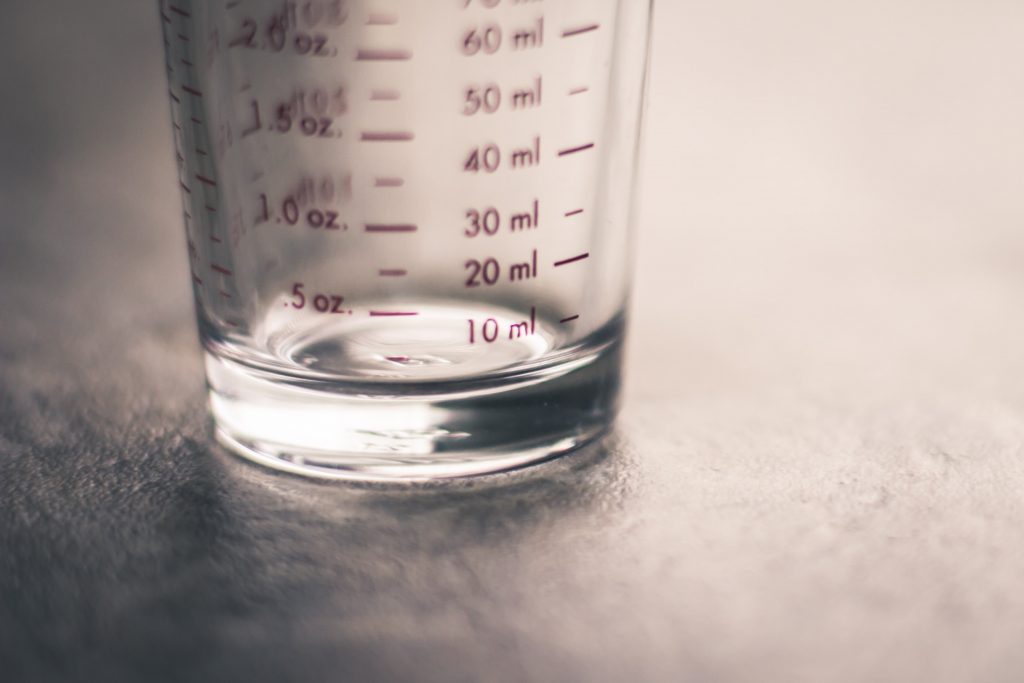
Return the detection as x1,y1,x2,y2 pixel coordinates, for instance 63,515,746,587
3,0,1022,404
2,1,1024,682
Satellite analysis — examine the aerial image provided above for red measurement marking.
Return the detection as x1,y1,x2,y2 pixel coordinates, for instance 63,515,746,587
565,209,584,217
168,5,191,18
385,356,410,362
370,311,419,317
211,264,233,276
190,116,202,124
177,33,190,42
378,269,408,277
181,85,203,98
210,235,222,243
356,49,412,61
558,143,594,157
370,89,401,101
196,148,208,156
224,321,241,328
560,315,580,324
191,273,203,285
367,13,398,25
365,224,417,233
179,182,192,194
569,86,590,95
181,58,194,67
562,24,600,38
195,174,217,187
169,90,180,103
205,205,216,213
361,131,414,142
554,253,590,268
219,290,232,299
374,177,404,187
160,11,172,23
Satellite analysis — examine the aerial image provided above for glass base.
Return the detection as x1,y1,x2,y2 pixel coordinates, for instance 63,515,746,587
204,332,623,481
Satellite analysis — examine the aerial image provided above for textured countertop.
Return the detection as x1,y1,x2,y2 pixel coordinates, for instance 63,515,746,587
3,1,1024,681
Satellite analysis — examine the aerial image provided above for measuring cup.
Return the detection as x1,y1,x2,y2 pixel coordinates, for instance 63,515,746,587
159,0,653,480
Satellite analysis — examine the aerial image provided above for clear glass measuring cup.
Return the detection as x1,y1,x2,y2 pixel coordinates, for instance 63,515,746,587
158,0,653,480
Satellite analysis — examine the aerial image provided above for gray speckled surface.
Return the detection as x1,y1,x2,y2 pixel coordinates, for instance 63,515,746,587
4,1,1024,681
